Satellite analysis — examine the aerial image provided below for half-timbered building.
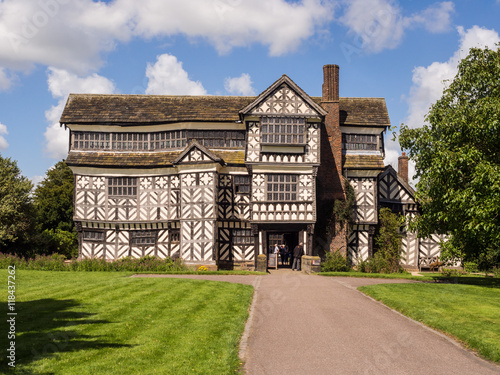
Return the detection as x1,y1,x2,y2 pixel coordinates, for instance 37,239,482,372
60,64,442,269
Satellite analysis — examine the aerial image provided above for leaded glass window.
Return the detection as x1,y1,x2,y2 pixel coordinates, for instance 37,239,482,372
261,117,305,145
108,177,137,197
266,174,298,201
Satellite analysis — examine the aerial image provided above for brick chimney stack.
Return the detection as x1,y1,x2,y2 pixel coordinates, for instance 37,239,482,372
322,64,339,102
398,152,409,183
318,64,346,254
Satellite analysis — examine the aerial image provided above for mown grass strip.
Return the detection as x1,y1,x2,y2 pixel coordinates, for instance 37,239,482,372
359,282,500,363
0,270,254,374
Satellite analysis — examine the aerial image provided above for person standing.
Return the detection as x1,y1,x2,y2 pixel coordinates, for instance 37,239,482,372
292,242,304,271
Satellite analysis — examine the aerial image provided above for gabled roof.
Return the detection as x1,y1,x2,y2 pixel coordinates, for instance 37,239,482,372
59,87,389,128
240,75,327,117
173,140,223,165
379,165,416,197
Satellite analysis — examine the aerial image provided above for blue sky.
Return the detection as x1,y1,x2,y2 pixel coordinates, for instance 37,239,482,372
0,0,499,184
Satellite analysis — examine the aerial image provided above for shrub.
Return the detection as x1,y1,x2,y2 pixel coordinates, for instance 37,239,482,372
492,267,500,278
0,253,27,269
321,250,351,272
356,253,407,274
27,254,67,271
440,268,467,277
463,261,478,273
0,253,188,272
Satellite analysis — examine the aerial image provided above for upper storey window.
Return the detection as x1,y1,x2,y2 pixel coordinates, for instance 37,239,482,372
187,130,245,148
108,177,137,197
342,134,378,151
261,117,305,145
71,130,245,151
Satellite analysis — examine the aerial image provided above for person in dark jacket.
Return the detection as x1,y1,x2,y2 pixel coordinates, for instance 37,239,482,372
292,242,304,271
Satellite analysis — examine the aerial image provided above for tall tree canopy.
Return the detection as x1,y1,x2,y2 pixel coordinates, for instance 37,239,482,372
0,155,33,250
399,46,500,269
34,161,74,232
33,161,77,258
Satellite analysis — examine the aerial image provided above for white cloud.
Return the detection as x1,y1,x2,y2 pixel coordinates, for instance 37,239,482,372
340,1,454,53
145,54,206,95
405,25,500,130
0,0,334,89
406,1,454,34
126,0,334,56
0,122,8,150
224,73,256,96
44,67,116,159
0,68,13,91
398,25,500,182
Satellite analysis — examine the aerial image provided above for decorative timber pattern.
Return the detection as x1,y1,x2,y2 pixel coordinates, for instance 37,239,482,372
251,173,315,222
379,172,414,203
75,175,180,222
251,84,316,115
349,178,377,224
246,122,260,163
217,222,254,262
179,172,216,261
80,222,181,259
348,225,370,263
419,234,447,268
400,232,419,268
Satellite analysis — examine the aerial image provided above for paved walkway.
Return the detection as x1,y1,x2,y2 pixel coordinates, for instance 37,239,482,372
135,271,500,375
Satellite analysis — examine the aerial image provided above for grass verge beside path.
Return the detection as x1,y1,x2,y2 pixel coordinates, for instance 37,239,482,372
0,270,254,374
359,282,500,363
319,271,434,281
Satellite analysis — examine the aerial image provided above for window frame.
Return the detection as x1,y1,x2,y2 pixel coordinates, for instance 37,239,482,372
266,174,298,201
260,117,306,146
232,229,253,245
82,230,104,242
107,177,138,198
342,133,378,151
130,230,157,247
234,175,251,194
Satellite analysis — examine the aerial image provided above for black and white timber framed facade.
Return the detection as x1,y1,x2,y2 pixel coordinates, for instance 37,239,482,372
60,65,444,270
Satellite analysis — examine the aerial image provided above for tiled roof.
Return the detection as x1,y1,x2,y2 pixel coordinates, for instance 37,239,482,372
60,94,255,124
66,151,182,168
66,149,246,168
343,154,385,169
312,97,391,127
60,94,390,127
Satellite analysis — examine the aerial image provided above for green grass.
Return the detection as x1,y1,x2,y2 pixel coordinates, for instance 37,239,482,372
0,270,254,374
319,271,434,281
359,282,500,363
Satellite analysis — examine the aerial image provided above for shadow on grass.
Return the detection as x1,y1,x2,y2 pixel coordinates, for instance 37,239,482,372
431,276,500,288
1,299,131,374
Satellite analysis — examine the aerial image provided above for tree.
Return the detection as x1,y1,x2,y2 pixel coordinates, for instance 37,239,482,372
33,161,77,258
399,46,500,269
0,155,34,251
34,161,74,232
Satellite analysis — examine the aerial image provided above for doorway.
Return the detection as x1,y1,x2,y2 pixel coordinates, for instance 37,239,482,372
267,231,299,268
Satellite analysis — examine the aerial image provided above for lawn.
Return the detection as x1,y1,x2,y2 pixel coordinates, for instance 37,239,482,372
319,271,432,280
0,270,254,374
359,282,500,363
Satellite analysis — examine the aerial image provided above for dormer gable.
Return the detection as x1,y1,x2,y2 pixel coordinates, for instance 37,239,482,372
240,75,327,117
173,140,223,165
378,165,416,204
